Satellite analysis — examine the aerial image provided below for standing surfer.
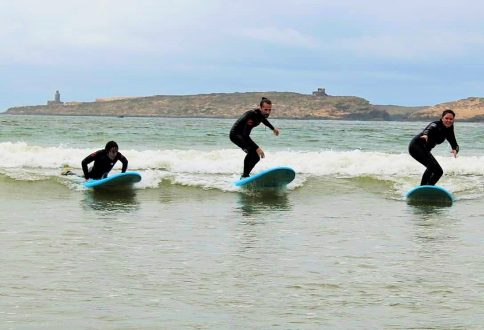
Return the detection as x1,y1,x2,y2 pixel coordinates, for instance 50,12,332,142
408,109,459,186
230,97,280,178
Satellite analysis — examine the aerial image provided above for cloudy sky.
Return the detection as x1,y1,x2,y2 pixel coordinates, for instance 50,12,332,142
1,0,483,111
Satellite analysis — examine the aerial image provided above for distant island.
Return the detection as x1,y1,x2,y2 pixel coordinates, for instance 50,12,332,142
4,88,484,121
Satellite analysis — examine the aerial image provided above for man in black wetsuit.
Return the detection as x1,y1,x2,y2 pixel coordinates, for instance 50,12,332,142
408,109,459,186
230,97,280,178
81,141,128,180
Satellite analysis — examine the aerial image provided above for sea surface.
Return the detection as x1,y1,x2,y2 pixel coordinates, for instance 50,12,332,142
1,115,483,329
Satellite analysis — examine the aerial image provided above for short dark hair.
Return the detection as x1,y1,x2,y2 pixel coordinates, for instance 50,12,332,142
105,141,119,151
441,109,456,118
260,97,272,107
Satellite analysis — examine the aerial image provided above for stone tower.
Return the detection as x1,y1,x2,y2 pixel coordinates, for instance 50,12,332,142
47,90,64,105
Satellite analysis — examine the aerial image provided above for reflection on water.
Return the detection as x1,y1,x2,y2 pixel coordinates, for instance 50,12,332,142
236,190,292,216
407,202,458,249
82,189,139,212
406,203,451,217
406,199,453,208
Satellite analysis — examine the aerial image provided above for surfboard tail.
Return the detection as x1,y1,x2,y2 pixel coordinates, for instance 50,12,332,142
235,166,296,189
406,185,454,206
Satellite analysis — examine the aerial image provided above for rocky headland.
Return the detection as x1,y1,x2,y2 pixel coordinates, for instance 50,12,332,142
4,91,483,121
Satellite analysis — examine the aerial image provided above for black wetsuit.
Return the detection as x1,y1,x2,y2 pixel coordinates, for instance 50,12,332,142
408,120,459,186
81,149,128,180
230,109,275,177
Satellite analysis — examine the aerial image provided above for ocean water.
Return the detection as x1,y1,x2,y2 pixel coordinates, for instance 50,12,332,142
1,115,483,329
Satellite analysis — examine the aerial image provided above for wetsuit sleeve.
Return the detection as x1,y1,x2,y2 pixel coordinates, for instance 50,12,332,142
81,152,98,179
422,121,438,136
446,127,459,153
262,118,275,130
118,153,128,172
241,112,255,136
239,113,260,150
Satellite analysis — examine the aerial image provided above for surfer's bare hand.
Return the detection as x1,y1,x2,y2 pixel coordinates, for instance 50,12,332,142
256,148,265,158
273,128,280,136
420,135,428,141
451,149,458,158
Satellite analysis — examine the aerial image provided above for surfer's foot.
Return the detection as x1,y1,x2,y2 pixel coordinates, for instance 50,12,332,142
61,164,72,175
240,174,249,179
61,166,74,176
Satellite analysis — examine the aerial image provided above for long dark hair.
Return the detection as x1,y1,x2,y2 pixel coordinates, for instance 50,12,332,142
105,141,119,151
441,109,455,118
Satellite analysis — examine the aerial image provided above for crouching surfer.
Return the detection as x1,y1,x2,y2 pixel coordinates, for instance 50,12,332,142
81,141,128,180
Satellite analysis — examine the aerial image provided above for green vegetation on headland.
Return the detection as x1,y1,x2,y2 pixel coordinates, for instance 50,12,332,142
4,91,484,121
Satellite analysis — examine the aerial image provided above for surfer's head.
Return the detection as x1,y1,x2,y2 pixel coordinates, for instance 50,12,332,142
259,97,272,118
105,141,119,160
441,109,455,128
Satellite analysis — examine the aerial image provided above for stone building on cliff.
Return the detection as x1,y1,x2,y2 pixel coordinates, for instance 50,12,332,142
47,90,64,105
312,88,328,96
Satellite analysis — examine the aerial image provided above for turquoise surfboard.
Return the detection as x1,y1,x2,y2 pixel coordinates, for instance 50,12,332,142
234,166,295,189
406,185,453,206
84,171,142,190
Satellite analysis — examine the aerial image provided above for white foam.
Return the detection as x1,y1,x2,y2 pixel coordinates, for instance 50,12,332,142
1,142,484,193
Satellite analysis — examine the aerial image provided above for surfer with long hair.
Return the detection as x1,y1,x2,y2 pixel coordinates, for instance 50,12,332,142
81,141,128,180
408,109,459,185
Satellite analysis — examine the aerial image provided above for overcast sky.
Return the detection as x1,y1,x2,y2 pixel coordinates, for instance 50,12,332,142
1,0,483,111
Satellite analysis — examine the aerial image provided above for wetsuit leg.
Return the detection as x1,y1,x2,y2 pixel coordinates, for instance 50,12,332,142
87,169,104,180
243,150,260,177
409,138,443,185
230,134,260,177
230,134,248,152
424,155,443,185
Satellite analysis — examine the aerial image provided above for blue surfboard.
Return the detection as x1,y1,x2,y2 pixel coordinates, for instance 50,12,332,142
406,185,453,206
84,171,142,190
234,166,296,189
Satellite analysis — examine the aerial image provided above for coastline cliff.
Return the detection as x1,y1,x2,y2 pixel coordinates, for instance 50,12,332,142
5,91,483,121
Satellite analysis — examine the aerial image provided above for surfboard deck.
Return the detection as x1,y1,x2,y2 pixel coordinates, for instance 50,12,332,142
84,171,142,190
234,166,295,189
406,185,453,206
